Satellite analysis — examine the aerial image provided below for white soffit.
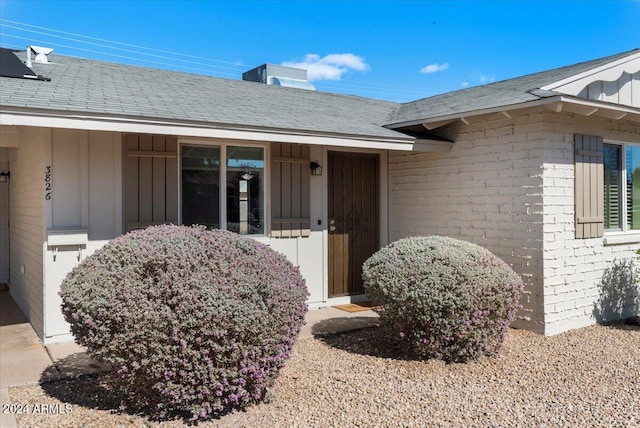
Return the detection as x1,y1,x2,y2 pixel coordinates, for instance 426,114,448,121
540,52,640,98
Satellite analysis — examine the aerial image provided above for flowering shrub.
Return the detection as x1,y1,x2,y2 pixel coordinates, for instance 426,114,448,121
60,225,308,419
362,236,523,363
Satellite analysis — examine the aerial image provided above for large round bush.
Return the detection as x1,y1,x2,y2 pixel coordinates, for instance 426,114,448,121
362,236,523,363
60,225,308,419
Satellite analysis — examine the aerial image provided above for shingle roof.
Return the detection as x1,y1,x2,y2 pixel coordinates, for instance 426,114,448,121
385,49,639,127
0,50,407,141
2,49,636,137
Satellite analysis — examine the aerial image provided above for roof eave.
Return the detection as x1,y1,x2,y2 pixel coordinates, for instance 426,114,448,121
384,96,563,129
540,51,640,93
0,106,420,151
555,95,640,120
385,95,640,130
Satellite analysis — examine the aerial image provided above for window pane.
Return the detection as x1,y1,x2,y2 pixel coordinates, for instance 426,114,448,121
604,144,621,230
226,147,264,235
181,146,220,229
627,146,640,230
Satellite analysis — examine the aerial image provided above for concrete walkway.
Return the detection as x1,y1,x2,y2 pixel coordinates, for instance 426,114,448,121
0,290,377,427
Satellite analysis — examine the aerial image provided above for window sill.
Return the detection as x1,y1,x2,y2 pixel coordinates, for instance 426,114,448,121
603,232,640,245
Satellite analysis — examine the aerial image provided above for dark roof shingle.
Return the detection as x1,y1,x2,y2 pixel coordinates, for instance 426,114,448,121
0,51,407,140
385,49,639,127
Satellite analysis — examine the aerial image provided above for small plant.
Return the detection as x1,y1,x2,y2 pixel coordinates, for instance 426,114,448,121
362,236,523,363
593,257,640,324
60,225,308,420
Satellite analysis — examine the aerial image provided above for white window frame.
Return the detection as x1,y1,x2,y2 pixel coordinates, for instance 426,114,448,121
603,139,640,244
178,139,269,238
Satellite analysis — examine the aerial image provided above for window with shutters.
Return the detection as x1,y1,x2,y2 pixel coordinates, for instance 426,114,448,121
576,133,640,240
602,142,640,233
180,144,265,235
575,134,604,238
604,144,621,230
123,134,179,232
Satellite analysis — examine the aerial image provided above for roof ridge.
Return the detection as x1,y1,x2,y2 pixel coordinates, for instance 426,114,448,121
399,48,639,107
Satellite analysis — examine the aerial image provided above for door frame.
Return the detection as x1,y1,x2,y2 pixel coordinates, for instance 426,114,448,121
322,147,388,304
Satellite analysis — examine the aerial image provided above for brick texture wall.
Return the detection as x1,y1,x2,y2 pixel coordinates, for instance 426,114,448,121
389,108,640,335
8,127,46,338
389,110,547,332
542,111,640,335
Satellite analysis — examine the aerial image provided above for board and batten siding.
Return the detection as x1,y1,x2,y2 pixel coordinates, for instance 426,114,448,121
123,134,178,232
577,72,640,108
270,143,311,238
43,129,123,342
574,134,604,239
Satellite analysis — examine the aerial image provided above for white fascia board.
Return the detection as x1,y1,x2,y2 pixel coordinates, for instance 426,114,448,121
388,95,640,130
540,52,640,95
558,95,640,117
0,109,417,151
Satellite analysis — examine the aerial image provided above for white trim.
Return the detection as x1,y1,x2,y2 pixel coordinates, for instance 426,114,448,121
0,110,417,151
46,228,88,246
603,232,640,245
220,144,228,230
560,95,640,116
389,95,640,130
178,139,269,237
603,139,640,237
541,52,640,95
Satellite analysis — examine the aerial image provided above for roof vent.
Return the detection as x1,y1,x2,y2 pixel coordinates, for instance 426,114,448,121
242,64,316,91
26,45,53,67
0,48,51,81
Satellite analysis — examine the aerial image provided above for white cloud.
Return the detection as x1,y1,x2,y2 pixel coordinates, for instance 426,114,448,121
460,72,496,88
281,53,369,81
420,62,449,74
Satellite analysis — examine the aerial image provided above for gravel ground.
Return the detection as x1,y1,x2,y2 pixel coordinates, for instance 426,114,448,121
9,322,640,427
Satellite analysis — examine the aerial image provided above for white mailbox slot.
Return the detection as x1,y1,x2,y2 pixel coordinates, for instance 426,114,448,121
47,228,88,261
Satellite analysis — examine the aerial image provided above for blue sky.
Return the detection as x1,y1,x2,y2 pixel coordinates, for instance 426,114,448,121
0,0,638,102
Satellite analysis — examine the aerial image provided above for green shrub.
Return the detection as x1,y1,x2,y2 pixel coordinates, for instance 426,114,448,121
60,225,308,420
362,236,523,363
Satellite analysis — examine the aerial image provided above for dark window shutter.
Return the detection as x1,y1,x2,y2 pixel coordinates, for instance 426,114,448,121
271,143,310,238
123,134,178,232
575,134,604,238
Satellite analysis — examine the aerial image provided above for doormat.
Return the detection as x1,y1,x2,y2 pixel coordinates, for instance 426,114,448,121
0,283,8,292
334,301,381,313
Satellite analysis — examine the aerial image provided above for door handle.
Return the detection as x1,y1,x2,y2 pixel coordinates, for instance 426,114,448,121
329,219,336,232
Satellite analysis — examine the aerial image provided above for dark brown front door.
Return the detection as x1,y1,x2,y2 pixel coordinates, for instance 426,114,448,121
328,152,379,297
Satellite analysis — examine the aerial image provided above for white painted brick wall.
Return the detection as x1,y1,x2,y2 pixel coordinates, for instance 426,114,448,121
389,111,547,332
8,127,47,338
542,112,640,335
389,109,640,336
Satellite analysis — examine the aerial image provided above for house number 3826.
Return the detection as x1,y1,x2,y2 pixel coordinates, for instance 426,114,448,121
44,166,52,200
